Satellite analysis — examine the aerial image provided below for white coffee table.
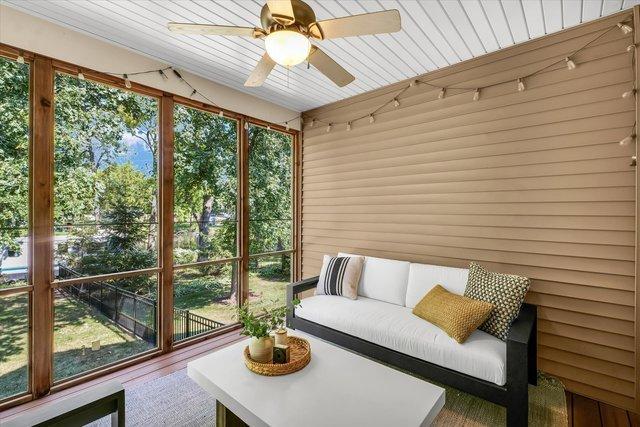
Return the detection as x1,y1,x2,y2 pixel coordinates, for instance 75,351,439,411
187,330,445,427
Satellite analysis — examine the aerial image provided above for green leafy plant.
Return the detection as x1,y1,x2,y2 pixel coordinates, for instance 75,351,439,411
236,298,301,339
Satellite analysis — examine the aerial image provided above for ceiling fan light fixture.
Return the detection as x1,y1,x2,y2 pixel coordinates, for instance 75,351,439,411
265,30,311,67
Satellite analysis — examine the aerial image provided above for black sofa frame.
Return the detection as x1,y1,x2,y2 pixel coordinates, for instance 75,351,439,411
287,276,537,427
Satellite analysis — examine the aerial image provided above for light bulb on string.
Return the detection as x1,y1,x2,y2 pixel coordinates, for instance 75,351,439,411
244,122,249,130
159,69,169,81
326,123,332,133
369,114,375,124
393,98,400,107
77,69,85,80
438,88,446,99
473,89,480,101
190,89,197,98
218,110,224,117
631,156,637,167
628,44,637,52
124,74,132,89
565,57,576,70
16,52,25,64
285,122,290,131
310,119,315,128
517,78,525,92
622,89,636,99
346,122,351,131
620,134,636,146
618,22,634,34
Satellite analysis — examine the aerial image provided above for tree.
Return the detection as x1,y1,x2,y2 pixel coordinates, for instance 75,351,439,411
248,125,293,273
173,105,237,262
0,58,29,271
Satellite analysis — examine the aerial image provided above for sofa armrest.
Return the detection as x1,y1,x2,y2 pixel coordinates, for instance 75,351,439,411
507,303,536,344
507,303,537,387
286,276,319,328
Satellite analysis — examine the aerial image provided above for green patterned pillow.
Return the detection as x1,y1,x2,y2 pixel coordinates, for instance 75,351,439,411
463,262,530,341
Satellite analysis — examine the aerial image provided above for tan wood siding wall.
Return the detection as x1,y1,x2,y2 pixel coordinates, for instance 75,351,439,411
301,11,638,411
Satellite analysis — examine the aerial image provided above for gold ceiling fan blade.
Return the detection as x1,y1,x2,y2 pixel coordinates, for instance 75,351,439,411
266,0,296,25
167,22,262,37
244,53,277,87
307,45,355,87
311,10,401,39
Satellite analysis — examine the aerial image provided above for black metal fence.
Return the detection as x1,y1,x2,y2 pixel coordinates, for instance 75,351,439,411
57,265,225,345
57,266,157,345
173,307,224,342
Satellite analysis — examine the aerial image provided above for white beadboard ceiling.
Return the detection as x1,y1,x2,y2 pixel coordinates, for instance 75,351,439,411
4,0,640,111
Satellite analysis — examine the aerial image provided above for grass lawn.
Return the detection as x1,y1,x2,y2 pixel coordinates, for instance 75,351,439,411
173,256,290,339
53,294,155,381
0,293,29,400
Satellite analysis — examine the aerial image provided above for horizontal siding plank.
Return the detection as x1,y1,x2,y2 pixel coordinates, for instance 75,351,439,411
537,320,635,351
538,346,635,381
537,307,635,336
302,228,634,261
301,239,634,276
538,333,635,367
301,221,635,246
539,359,635,398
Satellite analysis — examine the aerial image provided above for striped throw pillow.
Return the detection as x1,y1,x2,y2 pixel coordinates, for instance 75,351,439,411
316,255,365,300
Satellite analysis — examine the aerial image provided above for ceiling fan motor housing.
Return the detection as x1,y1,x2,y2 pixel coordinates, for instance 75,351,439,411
260,0,317,35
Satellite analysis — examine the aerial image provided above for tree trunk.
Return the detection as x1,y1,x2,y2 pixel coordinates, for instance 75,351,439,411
196,196,213,262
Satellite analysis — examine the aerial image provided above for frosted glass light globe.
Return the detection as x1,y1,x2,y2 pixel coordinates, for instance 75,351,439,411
265,30,311,67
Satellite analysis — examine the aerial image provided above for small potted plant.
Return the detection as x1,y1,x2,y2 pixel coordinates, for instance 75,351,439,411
268,298,301,346
237,305,273,363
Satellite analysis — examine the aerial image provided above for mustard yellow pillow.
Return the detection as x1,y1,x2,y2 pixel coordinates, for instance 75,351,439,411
412,285,494,343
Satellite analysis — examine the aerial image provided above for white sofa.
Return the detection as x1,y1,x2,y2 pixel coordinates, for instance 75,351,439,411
287,253,537,427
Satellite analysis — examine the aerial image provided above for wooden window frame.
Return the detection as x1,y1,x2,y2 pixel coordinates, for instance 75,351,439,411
0,42,301,411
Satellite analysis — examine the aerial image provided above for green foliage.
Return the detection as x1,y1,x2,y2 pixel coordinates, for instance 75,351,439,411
248,126,293,255
0,58,29,260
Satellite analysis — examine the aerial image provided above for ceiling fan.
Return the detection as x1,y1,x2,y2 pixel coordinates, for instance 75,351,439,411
167,0,401,88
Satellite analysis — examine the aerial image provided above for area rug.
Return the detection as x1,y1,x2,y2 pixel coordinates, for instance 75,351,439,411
90,368,566,426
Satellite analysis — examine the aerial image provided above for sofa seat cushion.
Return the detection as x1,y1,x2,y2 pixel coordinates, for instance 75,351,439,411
295,295,507,385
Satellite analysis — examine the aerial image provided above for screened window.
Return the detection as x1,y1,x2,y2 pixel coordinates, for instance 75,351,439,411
0,55,30,400
53,73,159,278
172,104,238,342
247,125,293,313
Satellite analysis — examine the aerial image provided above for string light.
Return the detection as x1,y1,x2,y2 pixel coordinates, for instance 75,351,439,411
77,69,85,80
190,89,197,97
326,123,332,133
244,121,249,130
627,44,636,52
16,52,25,64
517,78,525,92
218,110,224,117
393,98,400,107
620,134,636,146
438,88,446,99
310,119,315,127
267,125,271,130
409,80,416,87
473,88,480,101
631,156,637,166
618,22,633,34
285,122,290,131
123,74,132,89
622,88,636,99
565,57,576,70
346,122,351,131
158,69,169,81
369,114,375,124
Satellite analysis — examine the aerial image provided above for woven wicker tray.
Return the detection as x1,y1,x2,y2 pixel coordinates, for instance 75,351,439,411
244,336,311,376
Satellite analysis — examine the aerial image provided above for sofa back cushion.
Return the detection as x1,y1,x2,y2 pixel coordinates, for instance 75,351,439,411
405,263,469,309
338,252,410,306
